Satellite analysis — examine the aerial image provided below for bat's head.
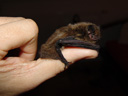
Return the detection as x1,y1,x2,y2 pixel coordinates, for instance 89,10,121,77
56,22,101,50
69,22,100,44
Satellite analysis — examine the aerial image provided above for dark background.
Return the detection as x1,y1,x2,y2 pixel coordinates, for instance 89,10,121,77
0,0,128,96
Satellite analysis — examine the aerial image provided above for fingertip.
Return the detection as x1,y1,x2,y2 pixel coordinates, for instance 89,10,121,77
62,48,98,63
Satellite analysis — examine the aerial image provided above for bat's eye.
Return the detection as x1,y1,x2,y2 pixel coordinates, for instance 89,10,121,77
88,25,95,35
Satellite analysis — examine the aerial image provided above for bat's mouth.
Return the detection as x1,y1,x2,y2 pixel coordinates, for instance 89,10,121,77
57,39,100,51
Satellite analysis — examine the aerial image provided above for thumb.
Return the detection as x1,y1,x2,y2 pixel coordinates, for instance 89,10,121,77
33,48,98,83
21,48,98,91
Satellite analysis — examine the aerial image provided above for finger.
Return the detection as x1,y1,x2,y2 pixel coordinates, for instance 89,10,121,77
0,19,38,60
0,17,25,25
62,47,98,63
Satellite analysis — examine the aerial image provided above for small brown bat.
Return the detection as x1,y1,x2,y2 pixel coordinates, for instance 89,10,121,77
40,22,100,68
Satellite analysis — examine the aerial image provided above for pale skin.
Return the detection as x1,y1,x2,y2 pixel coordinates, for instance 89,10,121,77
0,17,98,96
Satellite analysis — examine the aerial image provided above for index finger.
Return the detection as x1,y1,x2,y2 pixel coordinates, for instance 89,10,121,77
0,19,38,60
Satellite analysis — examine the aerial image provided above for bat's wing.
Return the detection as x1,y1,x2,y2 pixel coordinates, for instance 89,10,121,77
55,36,100,69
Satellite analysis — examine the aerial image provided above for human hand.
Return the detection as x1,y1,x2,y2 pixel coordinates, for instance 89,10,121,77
0,17,98,96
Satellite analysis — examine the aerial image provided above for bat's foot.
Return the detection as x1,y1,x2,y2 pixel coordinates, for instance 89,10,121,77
62,61,69,69
64,61,73,69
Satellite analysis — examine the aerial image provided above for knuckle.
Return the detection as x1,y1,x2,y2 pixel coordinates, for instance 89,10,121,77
24,19,39,36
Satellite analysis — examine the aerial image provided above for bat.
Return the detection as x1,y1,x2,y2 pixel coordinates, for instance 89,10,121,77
40,22,100,69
